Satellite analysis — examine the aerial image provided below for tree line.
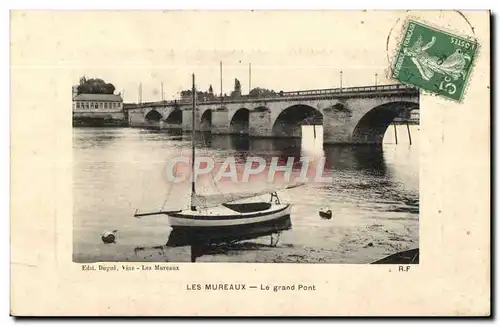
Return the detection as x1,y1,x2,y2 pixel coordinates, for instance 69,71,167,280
76,75,280,100
77,76,116,95
180,78,280,101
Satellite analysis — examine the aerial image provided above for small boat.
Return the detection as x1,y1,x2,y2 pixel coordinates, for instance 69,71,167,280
319,209,332,219
164,191,294,247
134,74,301,253
371,248,419,264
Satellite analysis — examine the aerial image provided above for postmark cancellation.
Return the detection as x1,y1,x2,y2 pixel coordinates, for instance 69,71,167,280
392,19,478,102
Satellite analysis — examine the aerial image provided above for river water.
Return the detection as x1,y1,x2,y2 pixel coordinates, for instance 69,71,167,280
73,125,419,263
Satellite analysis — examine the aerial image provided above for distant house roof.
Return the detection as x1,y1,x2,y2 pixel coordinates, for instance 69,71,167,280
73,94,123,102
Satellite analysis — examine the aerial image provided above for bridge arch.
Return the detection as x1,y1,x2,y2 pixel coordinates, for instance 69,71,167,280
165,109,183,124
352,101,419,144
145,109,163,122
272,104,323,138
200,109,212,131
229,108,250,134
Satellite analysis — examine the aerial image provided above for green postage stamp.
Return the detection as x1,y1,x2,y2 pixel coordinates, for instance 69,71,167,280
392,19,478,102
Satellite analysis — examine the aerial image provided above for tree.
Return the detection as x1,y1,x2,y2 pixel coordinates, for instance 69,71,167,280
180,88,214,102
180,89,193,99
77,83,92,95
249,87,277,98
104,83,116,94
77,76,116,95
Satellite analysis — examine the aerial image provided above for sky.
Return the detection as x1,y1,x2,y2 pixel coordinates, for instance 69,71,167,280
11,10,478,103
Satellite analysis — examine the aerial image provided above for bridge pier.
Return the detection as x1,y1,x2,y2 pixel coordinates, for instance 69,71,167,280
248,109,273,137
182,109,200,132
211,110,229,134
128,109,147,127
273,123,302,138
128,111,160,129
323,129,360,145
322,116,357,145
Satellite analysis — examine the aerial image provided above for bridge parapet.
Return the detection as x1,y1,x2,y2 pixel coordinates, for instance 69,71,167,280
127,84,418,109
280,83,417,97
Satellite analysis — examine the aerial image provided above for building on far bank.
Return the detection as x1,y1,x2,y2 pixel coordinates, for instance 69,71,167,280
73,93,127,127
73,93,123,111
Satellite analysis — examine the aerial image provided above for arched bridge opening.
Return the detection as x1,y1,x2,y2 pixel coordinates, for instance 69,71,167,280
200,109,212,131
145,109,163,122
229,108,250,134
272,104,323,139
165,109,183,124
352,101,419,144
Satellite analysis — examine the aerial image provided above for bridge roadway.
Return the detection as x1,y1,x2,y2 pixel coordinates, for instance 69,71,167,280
127,84,419,145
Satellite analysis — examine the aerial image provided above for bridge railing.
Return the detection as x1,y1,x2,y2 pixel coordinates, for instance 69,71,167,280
280,84,414,97
130,83,417,109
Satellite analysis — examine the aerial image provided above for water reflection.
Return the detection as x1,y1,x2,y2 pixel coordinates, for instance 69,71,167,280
185,133,400,210
323,145,386,175
188,133,387,176
230,135,250,152
73,127,419,263
73,129,119,149
137,129,184,142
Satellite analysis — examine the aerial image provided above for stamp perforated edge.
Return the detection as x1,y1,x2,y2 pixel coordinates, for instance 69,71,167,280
387,13,481,103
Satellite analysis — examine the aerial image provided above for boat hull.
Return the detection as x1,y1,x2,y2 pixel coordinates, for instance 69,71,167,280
166,204,292,246
167,204,291,227
371,248,419,264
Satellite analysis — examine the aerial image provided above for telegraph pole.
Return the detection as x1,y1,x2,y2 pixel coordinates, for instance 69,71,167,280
220,61,223,104
340,70,343,92
138,83,142,104
375,73,378,87
249,62,252,94
161,82,164,101
190,73,196,211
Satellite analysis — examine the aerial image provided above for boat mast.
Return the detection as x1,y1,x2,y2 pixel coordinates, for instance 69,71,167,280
190,73,196,211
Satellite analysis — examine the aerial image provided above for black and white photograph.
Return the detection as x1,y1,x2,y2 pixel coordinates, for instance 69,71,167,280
72,12,420,264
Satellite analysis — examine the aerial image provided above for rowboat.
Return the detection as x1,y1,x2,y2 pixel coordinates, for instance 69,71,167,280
371,248,419,264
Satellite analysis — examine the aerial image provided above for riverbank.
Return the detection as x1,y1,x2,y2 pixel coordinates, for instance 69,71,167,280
73,118,128,127
73,217,418,264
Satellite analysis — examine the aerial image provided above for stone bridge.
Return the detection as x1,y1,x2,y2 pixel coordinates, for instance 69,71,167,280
127,84,419,145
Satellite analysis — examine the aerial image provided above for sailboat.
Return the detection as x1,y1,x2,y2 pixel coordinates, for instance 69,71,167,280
135,74,299,247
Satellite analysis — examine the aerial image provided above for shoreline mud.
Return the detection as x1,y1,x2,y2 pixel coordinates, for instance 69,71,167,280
74,220,418,264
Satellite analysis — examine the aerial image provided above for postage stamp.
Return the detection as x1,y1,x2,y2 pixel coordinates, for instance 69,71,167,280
392,19,478,102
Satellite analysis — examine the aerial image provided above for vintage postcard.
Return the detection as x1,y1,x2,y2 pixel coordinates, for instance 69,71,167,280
10,10,490,316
